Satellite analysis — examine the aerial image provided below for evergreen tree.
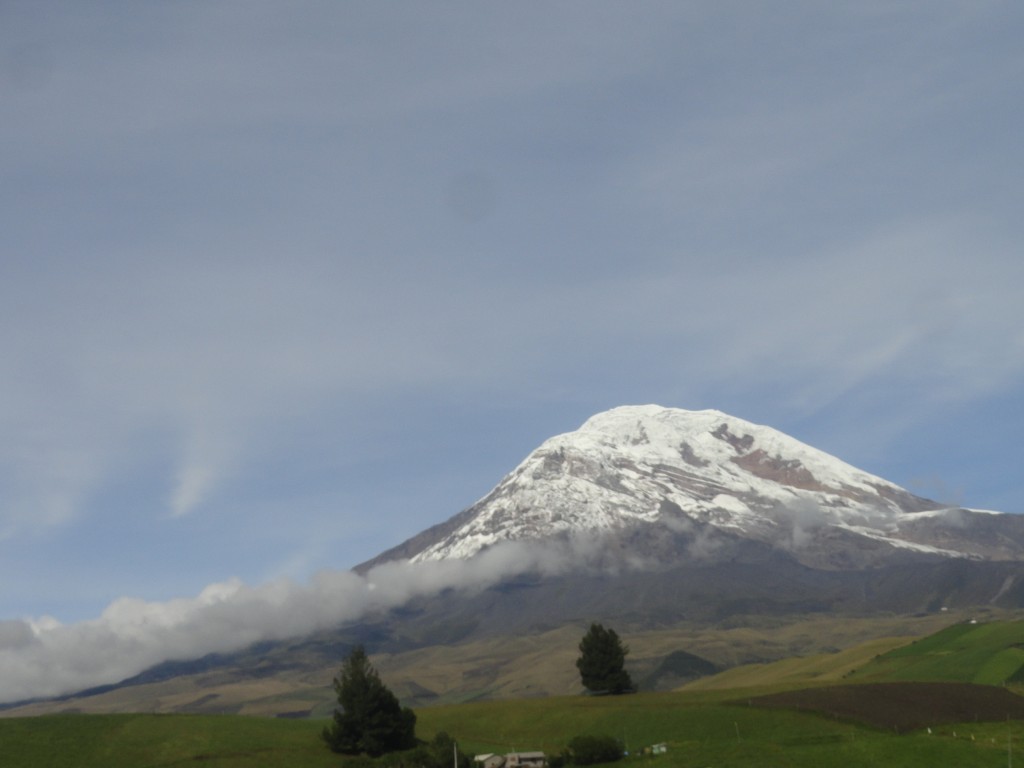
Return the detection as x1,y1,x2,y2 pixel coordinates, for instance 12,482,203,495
322,645,417,756
575,623,634,694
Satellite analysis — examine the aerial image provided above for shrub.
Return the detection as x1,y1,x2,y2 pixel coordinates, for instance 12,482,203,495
567,735,623,765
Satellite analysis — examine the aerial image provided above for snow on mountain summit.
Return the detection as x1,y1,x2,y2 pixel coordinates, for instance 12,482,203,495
575,405,892,492
400,405,966,566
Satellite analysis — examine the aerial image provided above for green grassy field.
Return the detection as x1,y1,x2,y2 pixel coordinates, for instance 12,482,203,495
3,694,1024,768
850,619,1024,685
0,712,340,767
417,690,1024,768
7,619,1024,767
680,618,1024,697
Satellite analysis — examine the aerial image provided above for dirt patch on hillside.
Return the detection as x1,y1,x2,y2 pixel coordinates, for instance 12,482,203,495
747,682,1024,732
731,450,826,491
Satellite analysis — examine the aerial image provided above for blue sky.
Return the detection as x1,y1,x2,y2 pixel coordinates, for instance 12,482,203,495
1,1,1023,700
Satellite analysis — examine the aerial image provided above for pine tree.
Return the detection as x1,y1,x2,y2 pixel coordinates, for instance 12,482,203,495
575,623,634,694
322,645,417,756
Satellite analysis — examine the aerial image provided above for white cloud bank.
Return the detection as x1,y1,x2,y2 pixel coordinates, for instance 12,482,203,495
0,542,583,705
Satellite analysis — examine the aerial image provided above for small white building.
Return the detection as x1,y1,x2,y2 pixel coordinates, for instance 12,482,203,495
476,752,546,768
506,752,547,768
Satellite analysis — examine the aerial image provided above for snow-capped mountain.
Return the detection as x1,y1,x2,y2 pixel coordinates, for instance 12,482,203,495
19,406,1024,717
365,405,1024,571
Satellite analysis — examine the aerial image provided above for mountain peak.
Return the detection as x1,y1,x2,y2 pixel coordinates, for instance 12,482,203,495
361,405,1023,572
576,405,881,486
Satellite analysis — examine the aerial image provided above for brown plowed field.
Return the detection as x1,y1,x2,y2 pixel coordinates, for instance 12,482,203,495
748,682,1024,732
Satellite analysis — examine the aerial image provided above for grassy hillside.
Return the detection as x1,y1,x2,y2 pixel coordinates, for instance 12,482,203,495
849,619,1024,685
4,691,1024,768
417,690,1024,768
2,609,974,717
680,617,1024,696
9,618,1024,766
679,635,912,693
0,713,338,768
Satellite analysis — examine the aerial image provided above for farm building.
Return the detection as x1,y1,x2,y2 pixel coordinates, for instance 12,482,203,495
474,752,547,768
